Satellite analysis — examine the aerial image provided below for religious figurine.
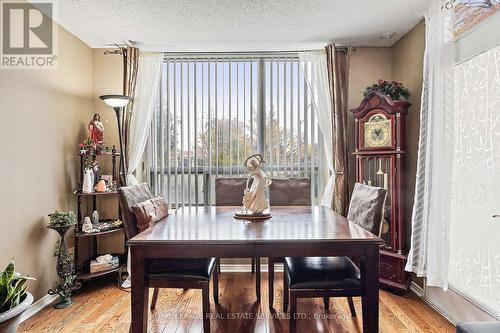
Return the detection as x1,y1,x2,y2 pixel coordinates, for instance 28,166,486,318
88,113,104,143
241,154,272,214
82,168,94,193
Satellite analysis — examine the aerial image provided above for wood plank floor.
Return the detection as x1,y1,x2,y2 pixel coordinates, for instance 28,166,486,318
20,272,455,333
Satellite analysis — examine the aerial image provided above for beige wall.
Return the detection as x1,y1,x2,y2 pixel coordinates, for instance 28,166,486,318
391,20,425,286
347,47,392,194
347,22,425,286
391,21,425,245
0,24,93,299
92,49,124,254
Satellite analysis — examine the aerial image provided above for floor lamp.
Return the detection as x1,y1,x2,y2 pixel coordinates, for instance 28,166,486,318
99,95,132,187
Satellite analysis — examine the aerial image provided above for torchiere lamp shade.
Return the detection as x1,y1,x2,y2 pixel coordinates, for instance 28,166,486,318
99,95,132,108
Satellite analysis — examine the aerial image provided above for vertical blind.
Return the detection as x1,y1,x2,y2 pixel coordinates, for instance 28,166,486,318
147,54,326,208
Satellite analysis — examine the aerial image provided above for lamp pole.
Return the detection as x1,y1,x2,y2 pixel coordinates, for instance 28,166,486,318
113,106,127,187
99,94,132,188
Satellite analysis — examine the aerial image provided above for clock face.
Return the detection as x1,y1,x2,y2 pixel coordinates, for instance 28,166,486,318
364,114,392,148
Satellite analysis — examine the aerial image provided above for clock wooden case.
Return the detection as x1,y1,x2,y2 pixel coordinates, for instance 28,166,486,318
351,91,410,293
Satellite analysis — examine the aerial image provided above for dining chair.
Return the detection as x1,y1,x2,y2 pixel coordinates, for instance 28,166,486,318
214,177,261,299
118,183,219,333
267,178,311,309
282,183,387,332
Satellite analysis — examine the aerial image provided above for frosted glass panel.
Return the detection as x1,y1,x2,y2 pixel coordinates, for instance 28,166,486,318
449,44,500,315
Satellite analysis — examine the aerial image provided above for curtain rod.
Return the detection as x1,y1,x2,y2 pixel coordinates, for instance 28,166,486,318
104,46,355,56
162,47,354,59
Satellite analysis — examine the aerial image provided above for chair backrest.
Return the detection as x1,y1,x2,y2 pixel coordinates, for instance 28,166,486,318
347,182,387,236
117,183,154,240
269,178,311,206
214,177,247,206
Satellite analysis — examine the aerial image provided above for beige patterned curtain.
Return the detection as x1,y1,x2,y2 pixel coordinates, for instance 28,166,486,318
325,44,350,215
122,46,139,168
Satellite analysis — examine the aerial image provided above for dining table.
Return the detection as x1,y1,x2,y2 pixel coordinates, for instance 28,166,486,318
127,205,384,333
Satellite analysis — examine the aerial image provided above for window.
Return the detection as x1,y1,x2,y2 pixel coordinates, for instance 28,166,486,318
454,0,500,37
147,54,326,208
448,43,500,316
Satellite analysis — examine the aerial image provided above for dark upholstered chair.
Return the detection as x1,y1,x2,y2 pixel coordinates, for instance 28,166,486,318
214,177,261,299
283,183,387,332
457,322,500,333
267,178,311,309
118,183,219,333
269,178,312,206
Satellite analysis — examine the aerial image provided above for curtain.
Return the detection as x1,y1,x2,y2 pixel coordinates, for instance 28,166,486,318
405,2,456,290
121,52,162,288
126,52,163,185
325,45,350,215
122,46,139,170
298,50,335,208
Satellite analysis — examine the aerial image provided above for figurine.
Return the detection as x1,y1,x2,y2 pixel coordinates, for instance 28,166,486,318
82,217,93,233
88,113,104,143
95,180,106,192
82,168,94,193
242,154,272,214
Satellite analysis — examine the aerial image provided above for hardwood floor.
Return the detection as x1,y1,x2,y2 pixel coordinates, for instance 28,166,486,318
20,272,455,333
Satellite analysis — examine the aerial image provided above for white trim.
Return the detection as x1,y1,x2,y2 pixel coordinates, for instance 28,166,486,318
422,291,458,326
219,263,283,273
409,281,424,297
408,281,457,325
455,11,500,64
19,294,58,323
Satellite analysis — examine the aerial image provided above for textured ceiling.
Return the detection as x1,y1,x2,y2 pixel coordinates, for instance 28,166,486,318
45,0,431,50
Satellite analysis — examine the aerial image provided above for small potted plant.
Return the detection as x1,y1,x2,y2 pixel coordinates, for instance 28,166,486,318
364,79,410,101
47,211,80,308
0,261,34,333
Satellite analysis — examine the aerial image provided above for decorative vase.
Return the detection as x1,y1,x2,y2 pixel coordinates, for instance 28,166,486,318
0,292,33,333
47,224,81,309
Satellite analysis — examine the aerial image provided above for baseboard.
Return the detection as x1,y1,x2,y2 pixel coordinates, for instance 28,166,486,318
409,281,457,325
20,294,58,323
220,263,283,272
409,281,424,297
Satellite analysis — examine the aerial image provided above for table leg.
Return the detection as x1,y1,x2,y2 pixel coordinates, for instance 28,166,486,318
268,258,274,309
361,245,379,333
130,248,148,333
255,256,261,302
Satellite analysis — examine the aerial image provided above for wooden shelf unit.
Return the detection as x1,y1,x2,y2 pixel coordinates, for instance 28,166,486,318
74,148,125,280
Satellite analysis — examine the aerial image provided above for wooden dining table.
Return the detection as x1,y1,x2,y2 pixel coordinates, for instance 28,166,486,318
128,206,384,333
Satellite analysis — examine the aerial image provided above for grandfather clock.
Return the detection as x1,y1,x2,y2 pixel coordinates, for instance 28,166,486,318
351,91,410,293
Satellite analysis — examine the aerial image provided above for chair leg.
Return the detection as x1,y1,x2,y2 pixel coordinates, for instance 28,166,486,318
347,297,356,317
150,288,159,310
283,265,289,312
255,257,261,302
323,297,329,311
289,292,298,333
251,257,255,273
202,282,211,333
268,258,274,309
213,261,219,304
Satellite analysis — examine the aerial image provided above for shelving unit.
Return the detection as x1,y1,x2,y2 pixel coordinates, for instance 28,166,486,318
74,148,125,281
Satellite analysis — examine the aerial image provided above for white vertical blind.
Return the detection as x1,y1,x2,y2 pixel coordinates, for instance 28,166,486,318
148,54,325,208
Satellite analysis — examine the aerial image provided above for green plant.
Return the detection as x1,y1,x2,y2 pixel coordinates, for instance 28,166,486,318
0,261,34,313
48,211,76,228
364,79,411,101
